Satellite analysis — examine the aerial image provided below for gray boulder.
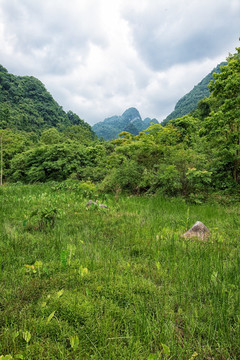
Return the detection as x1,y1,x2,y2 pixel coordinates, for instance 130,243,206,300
86,200,108,209
99,204,108,208
183,221,210,240
86,200,97,206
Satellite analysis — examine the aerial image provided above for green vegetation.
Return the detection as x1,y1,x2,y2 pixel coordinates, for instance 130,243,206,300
0,44,239,359
1,46,239,194
0,65,95,138
162,62,227,126
0,183,239,359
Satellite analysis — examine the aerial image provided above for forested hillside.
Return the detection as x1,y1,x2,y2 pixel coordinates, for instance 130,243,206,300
0,45,239,198
0,65,95,139
162,62,227,125
0,48,239,360
92,107,159,140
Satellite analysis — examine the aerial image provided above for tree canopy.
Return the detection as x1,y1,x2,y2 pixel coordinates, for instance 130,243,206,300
0,66,95,140
0,43,240,199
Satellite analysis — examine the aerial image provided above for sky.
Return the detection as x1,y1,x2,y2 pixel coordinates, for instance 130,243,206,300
0,0,239,125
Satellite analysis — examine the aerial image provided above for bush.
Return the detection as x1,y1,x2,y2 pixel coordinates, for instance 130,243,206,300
52,179,96,197
186,168,212,197
100,160,142,194
153,164,181,196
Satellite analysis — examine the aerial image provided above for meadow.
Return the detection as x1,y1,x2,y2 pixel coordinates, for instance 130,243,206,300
0,183,239,359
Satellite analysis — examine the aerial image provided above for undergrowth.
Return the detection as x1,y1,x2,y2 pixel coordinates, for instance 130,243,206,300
0,183,239,359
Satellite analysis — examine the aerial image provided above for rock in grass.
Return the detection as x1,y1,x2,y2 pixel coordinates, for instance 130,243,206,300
86,200,97,206
183,221,210,240
99,204,108,208
86,200,108,208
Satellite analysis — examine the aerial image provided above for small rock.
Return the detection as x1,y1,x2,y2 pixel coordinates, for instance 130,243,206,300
86,200,97,206
99,204,108,208
183,221,210,240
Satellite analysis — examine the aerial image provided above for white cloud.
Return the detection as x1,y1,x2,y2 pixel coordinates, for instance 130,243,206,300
0,0,239,124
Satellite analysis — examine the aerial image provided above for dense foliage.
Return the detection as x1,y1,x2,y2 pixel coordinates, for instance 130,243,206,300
0,45,240,200
162,62,227,125
0,65,95,139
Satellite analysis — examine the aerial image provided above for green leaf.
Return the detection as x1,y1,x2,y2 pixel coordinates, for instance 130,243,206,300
189,352,198,360
161,343,170,356
79,266,88,277
86,287,90,297
60,250,68,267
69,335,79,349
12,331,19,340
34,260,43,269
57,289,64,298
147,354,158,360
22,331,31,343
46,310,56,324
211,271,218,285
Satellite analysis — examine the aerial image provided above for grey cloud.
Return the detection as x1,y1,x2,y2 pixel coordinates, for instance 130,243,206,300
0,0,108,75
0,0,239,126
123,1,240,71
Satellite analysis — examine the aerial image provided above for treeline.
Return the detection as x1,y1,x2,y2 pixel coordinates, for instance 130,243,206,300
0,46,239,201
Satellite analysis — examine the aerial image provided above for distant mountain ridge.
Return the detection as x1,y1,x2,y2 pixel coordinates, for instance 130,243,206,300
1,61,228,141
161,62,227,125
92,107,159,140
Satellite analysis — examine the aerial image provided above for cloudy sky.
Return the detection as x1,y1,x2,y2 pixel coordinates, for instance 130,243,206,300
0,0,239,125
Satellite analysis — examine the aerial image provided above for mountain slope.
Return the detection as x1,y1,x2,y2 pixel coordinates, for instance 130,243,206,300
92,107,159,140
0,65,95,139
161,62,227,125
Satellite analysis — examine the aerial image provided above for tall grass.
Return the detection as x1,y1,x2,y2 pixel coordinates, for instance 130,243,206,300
0,183,239,359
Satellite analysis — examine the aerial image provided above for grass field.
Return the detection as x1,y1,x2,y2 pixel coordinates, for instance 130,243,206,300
0,183,239,359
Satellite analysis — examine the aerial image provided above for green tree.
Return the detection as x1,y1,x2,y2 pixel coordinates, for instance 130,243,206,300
206,45,240,184
62,125,96,144
0,129,36,181
41,128,62,144
170,115,200,146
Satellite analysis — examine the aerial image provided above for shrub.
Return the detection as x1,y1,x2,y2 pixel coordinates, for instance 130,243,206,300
153,164,181,196
100,160,142,193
